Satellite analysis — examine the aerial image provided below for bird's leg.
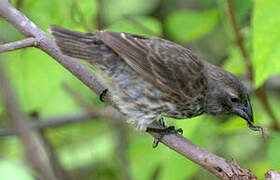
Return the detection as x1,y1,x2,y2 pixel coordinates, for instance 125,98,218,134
146,118,183,148
99,88,108,102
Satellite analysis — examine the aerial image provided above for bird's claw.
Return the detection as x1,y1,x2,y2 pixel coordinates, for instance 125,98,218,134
152,137,161,148
177,128,183,135
148,118,183,148
99,88,108,102
152,127,183,148
159,118,183,135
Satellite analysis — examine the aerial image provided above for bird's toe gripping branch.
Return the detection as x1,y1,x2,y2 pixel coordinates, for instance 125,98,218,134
146,118,183,148
99,88,108,102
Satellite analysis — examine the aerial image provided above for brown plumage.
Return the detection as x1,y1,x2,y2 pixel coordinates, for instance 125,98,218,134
50,25,264,136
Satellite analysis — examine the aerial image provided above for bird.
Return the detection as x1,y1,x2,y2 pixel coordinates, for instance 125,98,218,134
50,25,264,147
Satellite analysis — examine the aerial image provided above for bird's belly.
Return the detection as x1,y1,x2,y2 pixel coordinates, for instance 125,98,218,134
160,102,204,119
97,58,204,129
97,60,166,130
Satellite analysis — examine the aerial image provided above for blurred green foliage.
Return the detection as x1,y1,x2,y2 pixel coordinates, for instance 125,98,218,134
253,0,280,87
102,0,160,23
166,9,219,43
0,0,280,179
107,16,162,36
0,160,33,180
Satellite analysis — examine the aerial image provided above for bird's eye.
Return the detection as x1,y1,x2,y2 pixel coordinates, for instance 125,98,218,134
231,97,239,103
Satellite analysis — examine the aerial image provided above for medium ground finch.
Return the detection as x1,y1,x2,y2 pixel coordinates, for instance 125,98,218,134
50,25,264,145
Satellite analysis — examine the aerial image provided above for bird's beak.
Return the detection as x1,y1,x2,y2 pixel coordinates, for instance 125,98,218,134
233,100,254,124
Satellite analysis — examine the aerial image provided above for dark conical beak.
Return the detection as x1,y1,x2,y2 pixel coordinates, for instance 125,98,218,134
233,100,254,124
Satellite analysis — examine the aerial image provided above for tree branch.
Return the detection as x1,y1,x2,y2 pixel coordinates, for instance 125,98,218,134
0,111,94,137
0,59,58,180
35,118,70,180
0,37,36,53
265,170,280,180
0,1,278,179
114,122,132,180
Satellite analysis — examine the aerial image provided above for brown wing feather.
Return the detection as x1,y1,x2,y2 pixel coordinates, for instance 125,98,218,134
96,31,207,102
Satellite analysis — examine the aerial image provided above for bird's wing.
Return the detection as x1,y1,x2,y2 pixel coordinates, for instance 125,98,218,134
96,31,207,102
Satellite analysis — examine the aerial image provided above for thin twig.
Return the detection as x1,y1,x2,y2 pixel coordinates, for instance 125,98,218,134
96,0,105,29
114,122,132,180
227,0,253,81
227,0,279,131
28,113,69,180
36,126,70,180
0,112,95,137
0,37,36,53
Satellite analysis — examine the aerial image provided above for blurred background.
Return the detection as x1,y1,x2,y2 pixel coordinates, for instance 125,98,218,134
0,0,280,179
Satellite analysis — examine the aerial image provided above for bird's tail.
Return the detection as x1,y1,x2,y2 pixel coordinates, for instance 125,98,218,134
49,25,100,60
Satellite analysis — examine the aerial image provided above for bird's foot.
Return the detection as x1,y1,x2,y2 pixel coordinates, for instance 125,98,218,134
99,88,108,102
146,118,183,148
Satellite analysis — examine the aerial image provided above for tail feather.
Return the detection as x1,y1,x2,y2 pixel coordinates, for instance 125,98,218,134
49,25,101,60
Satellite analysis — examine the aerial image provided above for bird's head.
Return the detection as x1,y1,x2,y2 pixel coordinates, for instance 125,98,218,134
204,64,253,124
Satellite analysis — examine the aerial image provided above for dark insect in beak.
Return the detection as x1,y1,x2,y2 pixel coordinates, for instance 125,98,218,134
233,100,266,139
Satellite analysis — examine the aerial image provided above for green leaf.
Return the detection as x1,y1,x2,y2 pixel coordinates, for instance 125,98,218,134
253,0,280,87
106,16,162,37
3,49,78,117
103,0,160,23
22,0,97,32
232,0,253,25
70,0,98,29
223,46,246,75
217,116,246,133
165,9,219,43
